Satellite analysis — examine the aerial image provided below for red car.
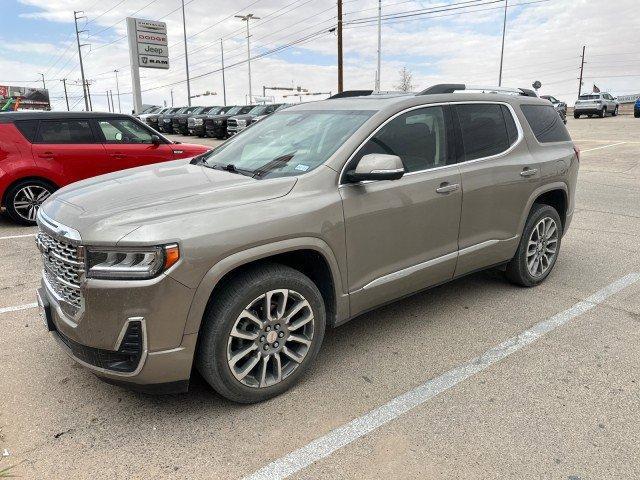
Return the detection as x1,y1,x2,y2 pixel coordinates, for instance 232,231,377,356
0,112,210,224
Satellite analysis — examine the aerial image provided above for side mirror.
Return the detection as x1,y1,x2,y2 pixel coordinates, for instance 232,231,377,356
150,134,161,145
345,153,405,182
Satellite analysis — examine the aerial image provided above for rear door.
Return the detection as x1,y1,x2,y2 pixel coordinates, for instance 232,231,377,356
96,117,174,170
31,118,111,184
452,102,541,276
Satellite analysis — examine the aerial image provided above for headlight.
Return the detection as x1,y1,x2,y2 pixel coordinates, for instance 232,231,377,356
85,244,180,280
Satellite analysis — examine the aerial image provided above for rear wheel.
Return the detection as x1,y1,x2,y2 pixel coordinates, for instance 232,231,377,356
599,107,606,118
506,204,562,287
574,113,580,119
196,264,326,403
4,179,55,225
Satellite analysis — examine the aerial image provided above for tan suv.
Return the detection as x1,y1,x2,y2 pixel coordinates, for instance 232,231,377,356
35,84,579,403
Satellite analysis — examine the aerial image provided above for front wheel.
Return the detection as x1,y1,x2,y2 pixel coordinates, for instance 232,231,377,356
196,264,326,403
4,179,55,225
612,106,618,116
506,204,562,287
574,113,580,119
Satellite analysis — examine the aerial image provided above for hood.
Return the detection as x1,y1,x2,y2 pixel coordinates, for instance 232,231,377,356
41,159,297,243
231,114,253,121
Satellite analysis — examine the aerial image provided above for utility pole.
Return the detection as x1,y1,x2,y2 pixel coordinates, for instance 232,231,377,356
220,39,227,106
337,0,344,93
60,79,70,111
74,11,90,111
235,14,260,103
375,0,381,92
170,89,174,107
114,70,122,113
498,0,508,86
110,90,115,113
106,90,111,112
578,45,586,97
181,0,192,106
38,73,46,90
85,80,93,111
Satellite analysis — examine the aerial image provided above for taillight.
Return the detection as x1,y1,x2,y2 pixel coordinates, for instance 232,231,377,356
573,145,580,161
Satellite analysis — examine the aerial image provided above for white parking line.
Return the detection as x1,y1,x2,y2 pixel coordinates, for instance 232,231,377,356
0,233,36,241
0,303,38,315
580,141,626,153
243,272,640,480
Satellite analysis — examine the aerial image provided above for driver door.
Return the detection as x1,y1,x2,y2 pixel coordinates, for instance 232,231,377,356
96,117,174,173
339,105,462,316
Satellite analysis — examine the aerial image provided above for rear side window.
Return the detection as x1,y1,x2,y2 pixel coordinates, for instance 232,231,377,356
501,105,519,146
36,120,95,144
521,105,571,143
14,120,39,142
454,104,510,161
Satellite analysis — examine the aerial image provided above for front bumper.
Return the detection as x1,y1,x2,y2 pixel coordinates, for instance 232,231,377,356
37,270,198,392
188,124,205,135
205,123,226,138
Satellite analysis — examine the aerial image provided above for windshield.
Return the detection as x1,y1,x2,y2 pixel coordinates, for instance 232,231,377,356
197,110,374,179
579,95,599,100
249,105,268,115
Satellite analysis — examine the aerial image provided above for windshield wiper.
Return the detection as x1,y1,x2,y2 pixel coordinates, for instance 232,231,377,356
252,153,296,179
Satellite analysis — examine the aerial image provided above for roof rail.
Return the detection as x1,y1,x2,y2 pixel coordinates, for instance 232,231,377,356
417,84,538,97
329,90,373,99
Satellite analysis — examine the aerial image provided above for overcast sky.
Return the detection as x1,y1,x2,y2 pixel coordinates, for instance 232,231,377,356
1,0,639,112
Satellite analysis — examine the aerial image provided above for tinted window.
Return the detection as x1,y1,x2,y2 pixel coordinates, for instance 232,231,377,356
455,104,510,161
352,106,447,173
14,120,38,142
98,118,154,144
521,105,571,143
36,120,94,144
501,105,519,146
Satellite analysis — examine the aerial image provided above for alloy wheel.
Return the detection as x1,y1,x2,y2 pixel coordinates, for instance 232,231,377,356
526,217,558,277
12,185,51,222
226,289,315,388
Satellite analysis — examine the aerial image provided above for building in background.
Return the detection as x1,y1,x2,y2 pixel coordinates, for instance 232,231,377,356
0,85,51,111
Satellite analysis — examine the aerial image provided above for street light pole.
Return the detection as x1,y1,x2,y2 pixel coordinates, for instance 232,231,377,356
337,0,344,93
498,0,508,86
60,79,70,111
114,69,122,113
236,14,260,103
38,73,46,90
375,0,381,92
182,0,192,106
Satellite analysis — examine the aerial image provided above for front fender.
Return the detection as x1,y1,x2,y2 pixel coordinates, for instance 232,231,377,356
182,236,348,335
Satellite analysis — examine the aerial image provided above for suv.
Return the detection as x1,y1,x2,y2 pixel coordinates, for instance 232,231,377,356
227,104,283,136
540,95,567,124
0,112,209,224
35,84,579,403
574,92,619,118
205,105,255,139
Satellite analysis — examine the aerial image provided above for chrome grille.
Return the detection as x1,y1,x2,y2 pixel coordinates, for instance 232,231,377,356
37,229,84,310
227,119,238,128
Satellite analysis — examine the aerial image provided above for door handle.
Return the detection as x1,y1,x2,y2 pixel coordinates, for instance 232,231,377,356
110,153,126,159
520,167,538,177
436,182,460,194
37,152,54,159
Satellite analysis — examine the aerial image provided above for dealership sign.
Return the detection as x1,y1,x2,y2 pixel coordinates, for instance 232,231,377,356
126,17,169,113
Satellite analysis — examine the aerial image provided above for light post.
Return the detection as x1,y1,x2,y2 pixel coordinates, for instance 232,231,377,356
235,13,261,103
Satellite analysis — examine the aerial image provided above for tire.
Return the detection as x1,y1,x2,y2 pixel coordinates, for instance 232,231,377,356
599,107,606,118
634,111,640,118
587,114,593,118
612,106,618,116
574,113,580,119
505,204,563,287
196,263,326,403
4,179,55,225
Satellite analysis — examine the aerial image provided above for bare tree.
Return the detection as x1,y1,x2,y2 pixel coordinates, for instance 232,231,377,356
395,66,414,92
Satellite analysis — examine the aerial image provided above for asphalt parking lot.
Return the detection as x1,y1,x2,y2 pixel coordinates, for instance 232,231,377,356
1,115,639,479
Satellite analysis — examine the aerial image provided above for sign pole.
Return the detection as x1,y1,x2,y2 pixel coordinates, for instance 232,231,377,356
127,17,143,114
